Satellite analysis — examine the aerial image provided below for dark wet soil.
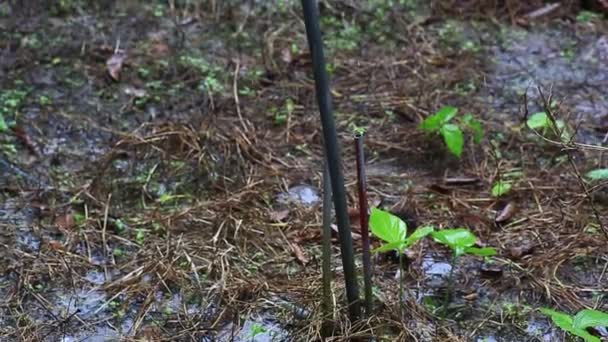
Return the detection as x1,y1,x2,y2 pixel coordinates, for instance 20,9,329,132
1,1,608,341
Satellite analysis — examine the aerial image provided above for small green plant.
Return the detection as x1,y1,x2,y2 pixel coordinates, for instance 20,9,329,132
577,10,602,23
419,106,483,157
491,180,512,197
248,323,267,340
540,308,608,342
431,228,496,315
271,98,295,125
526,112,572,142
585,169,608,181
369,208,434,316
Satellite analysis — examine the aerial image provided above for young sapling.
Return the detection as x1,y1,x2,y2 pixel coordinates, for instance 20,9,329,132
369,208,434,317
419,106,483,158
431,228,496,316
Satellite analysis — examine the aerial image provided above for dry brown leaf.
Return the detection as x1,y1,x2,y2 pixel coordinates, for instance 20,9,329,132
54,212,75,232
280,47,292,64
290,242,309,265
495,202,516,223
106,50,127,81
269,209,289,222
48,240,65,251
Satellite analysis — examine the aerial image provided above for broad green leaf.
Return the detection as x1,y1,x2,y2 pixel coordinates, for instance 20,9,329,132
369,207,406,244
527,112,550,129
491,181,512,197
465,246,497,257
440,124,464,157
432,228,477,256
540,308,575,331
405,226,434,246
373,241,405,253
573,309,608,329
586,169,608,180
463,113,484,144
419,106,458,132
540,308,600,342
0,113,7,132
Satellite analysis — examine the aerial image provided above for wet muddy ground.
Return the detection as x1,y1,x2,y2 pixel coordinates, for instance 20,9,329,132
1,1,608,341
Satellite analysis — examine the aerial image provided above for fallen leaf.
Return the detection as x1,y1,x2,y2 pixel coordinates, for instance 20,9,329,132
479,262,503,278
290,242,309,265
54,212,75,232
444,177,480,185
269,209,289,222
495,202,517,223
48,240,65,251
508,240,535,259
106,50,127,81
280,47,292,64
331,224,361,240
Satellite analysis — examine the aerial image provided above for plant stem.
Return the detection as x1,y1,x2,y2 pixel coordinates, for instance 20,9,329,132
355,134,373,316
399,250,405,319
321,163,333,337
301,0,360,321
442,253,457,318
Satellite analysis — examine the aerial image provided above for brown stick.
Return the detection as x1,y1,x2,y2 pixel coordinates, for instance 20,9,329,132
355,133,373,315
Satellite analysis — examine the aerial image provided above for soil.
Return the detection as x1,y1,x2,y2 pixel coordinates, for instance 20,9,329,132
0,1,607,341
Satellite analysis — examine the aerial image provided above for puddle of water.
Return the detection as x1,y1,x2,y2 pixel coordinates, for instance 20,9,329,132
216,315,289,342
483,24,608,142
526,318,559,342
476,337,497,342
422,258,452,276
84,270,107,285
53,288,107,320
422,256,452,289
276,185,320,207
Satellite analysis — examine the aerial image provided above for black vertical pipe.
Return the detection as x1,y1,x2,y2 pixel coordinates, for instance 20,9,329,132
300,0,360,320
355,134,372,315
321,163,333,336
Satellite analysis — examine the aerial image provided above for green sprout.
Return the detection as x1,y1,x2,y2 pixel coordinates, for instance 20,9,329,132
248,323,267,340
431,228,496,316
491,180,512,197
526,112,572,143
540,308,608,342
585,169,608,181
419,106,483,158
369,208,434,316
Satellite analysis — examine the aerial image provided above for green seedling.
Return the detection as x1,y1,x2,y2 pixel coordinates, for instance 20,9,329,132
491,180,512,197
249,323,267,340
585,169,608,181
419,106,483,157
369,208,434,316
540,308,608,342
431,228,496,316
526,112,572,143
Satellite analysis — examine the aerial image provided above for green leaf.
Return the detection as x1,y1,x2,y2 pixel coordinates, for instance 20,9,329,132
491,181,512,197
540,308,575,331
369,208,407,244
463,113,484,144
419,106,458,132
373,241,405,253
465,246,497,257
540,308,601,342
527,112,551,129
586,169,608,180
0,113,7,132
405,226,434,246
440,124,464,157
432,228,477,257
573,309,608,329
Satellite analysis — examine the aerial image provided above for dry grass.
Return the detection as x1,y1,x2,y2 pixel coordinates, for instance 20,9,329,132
1,1,607,341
